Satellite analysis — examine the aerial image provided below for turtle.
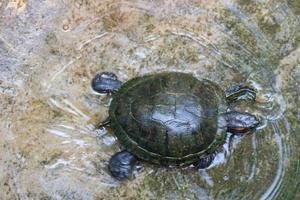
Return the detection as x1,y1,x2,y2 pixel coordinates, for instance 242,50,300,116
91,71,259,180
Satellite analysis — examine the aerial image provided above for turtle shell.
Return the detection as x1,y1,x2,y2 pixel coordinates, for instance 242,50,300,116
109,72,227,165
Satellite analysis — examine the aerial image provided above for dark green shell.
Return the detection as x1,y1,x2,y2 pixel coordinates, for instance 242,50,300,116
109,72,227,165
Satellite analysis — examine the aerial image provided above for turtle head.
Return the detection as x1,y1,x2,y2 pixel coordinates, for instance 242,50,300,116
224,111,260,134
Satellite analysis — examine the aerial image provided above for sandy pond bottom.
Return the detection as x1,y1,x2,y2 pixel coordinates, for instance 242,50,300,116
1,0,300,199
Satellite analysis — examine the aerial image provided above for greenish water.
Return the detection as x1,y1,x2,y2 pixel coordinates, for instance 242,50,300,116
0,0,300,199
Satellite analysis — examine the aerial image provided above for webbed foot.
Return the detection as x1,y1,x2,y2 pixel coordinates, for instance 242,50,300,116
225,85,256,103
92,72,122,94
109,150,137,180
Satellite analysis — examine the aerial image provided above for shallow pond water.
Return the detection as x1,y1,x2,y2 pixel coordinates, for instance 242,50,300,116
1,0,300,199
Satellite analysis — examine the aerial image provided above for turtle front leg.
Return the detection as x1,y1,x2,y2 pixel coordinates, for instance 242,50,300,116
92,72,122,94
195,154,215,169
109,150,137,180
225,111,259,134
225,84,256,104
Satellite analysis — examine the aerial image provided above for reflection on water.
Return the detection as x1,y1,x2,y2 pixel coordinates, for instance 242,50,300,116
0,0,300,199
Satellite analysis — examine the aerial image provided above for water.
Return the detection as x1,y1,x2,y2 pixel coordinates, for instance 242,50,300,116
0,0,300,199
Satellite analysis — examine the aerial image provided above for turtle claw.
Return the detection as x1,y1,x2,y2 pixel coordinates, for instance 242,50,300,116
109,151,137,180
225,85,256,103
97,117,111,129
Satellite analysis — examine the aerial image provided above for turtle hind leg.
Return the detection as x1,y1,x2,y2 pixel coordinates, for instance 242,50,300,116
92,72,122,94
109,150,137,180
225,84,256,104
